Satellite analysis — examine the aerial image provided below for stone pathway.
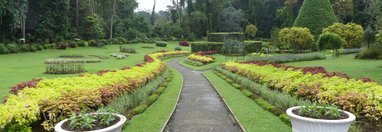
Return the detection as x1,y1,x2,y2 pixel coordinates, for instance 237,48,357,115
164,59,240,132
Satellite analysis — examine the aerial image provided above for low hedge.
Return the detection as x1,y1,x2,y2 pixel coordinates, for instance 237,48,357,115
191,41,262,53
207,32,245,42
155,41,167,47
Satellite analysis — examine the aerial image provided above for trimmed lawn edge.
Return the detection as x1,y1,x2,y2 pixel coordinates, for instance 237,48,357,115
201,72,246,132
160,67,184,132
122,67,183,132
203,70,291,132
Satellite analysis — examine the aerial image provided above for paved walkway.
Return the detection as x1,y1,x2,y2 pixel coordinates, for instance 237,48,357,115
165,59,240,132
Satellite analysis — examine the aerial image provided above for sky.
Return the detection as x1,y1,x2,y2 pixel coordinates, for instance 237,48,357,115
136,0,173,12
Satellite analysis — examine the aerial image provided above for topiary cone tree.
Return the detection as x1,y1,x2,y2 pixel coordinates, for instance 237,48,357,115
294,0,337,37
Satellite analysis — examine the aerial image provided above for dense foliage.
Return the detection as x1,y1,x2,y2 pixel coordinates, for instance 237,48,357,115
317,33,343,56
279,27,314,52
221,61,382,126
187,54,215,64
322,23,364,49
245,24,257,39
293,0,337,36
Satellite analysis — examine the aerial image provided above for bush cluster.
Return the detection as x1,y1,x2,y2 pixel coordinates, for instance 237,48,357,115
179,41,189,46
119,46,137,53
155,41,168,47
322,23,364,49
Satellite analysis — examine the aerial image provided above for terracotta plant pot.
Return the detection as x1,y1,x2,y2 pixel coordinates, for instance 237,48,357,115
286,106,356,132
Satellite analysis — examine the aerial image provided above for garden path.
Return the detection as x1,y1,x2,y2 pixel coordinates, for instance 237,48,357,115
164,59,241,132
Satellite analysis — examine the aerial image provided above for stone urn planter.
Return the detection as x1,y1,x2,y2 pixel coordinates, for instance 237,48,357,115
286,106,356,132
55,113,126,132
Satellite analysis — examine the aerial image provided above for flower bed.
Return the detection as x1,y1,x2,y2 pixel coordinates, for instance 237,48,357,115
196,50,217,56
221,61,382,125
0,51,189,131
187,54,215,64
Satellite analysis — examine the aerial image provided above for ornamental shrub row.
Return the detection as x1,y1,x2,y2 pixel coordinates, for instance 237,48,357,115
207,32,245,42
221,61,382,125
0,51,189,131
191,41,262,53
187,54,215,64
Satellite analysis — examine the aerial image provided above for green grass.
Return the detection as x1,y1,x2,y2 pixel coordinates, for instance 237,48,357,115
287,54,382,84
123,68,183,132
0,42,190,99
179,54,226,70
203,70,291,132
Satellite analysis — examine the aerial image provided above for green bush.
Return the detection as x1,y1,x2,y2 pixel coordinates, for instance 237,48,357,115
363,26,376,47
184,59,204,66
155,41,167,47
67,41,78,48
18,45,29,52
241,90,253,97
115,37,128,44
131,104,148,115
119,46,137,53
207,32,245,42
293,0,337,36
36,45,43,51
243,41,262,53
89,39,106,48
174,47,182,51
232,83,242,89
56,42,69,50
146,94,159,105
322,23,364,49
318,33,343,56
0,43,8,54
77,40,88,47
355,47,382,59
279,27,314,52
6,43,19,53
254,98,275,111
245,24,257,39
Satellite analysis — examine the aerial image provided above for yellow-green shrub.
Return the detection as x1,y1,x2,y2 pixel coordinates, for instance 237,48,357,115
0,51,189,130
322,23,364,49
222,61,382,123
187,54,214,64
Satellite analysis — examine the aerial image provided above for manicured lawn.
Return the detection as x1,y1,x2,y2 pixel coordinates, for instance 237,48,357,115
179,54,226,70
203,70,291,132
0,42,190,99
287,54,382,84
123,67,183,132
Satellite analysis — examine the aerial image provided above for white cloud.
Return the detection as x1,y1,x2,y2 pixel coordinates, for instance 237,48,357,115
136,0,172,12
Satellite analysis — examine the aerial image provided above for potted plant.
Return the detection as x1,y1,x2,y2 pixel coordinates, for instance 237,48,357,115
55,109,126,132
286,104,355,132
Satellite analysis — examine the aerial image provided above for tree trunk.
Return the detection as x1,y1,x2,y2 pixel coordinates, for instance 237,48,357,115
76,0,79,35
89,0,94,15
109,0,116,39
